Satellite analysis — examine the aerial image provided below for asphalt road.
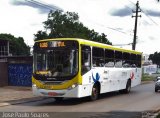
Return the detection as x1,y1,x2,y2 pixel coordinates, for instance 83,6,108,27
0,82,160,118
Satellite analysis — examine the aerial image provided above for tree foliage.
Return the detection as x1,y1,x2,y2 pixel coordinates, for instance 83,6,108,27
35,11,112,45
149,52,160,66
0,33,30,56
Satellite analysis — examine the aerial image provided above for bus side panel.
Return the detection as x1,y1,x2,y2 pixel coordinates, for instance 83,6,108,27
101,68,128,93
101,68,142,93
80,67,142,96
80,67,104,97
131,68,142,87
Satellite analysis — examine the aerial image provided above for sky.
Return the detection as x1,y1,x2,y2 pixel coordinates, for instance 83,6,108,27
0,0,160,54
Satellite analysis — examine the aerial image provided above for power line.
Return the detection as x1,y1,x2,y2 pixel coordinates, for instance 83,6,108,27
127,0,160,27
125,5,133,11
27,0,133,36
141,9,160,26
27,0,135,46
25,0,63,12
101,26,128,35
86,20,133,36
127,0,136,5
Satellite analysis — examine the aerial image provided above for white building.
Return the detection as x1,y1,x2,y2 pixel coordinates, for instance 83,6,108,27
142,54,152,66
0,39,9,57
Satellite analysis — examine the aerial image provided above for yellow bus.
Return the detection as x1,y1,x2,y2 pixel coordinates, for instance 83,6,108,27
32,38,142,101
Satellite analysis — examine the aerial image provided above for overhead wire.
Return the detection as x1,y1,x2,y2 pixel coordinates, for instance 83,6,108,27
125,0,160,46
83,1,137,46
92,22,131,35
127,0,160,27
26,0,133,37
127,0,136,6
141,9,160,26
26,0,137,46
25,0,63,12
92,22,135,46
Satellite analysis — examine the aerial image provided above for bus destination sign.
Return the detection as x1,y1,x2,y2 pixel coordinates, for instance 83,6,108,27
39,41,66,48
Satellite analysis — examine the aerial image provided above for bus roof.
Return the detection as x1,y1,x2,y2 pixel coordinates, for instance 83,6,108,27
35,38,142,55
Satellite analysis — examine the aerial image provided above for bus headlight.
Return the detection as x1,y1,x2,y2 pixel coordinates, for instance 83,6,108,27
68,84,78,90
72,84,76,88
32,84,37,87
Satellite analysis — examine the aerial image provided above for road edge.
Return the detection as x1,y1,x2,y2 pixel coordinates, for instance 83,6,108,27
0,97,47,107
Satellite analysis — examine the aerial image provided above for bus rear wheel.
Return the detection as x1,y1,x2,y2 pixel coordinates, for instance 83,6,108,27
119,79,131,94
90,84,99,101
124,79,131,93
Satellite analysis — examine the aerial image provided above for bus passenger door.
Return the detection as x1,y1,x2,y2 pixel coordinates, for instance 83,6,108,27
81,45,91,84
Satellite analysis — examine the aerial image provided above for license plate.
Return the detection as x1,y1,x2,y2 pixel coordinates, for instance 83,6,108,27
48,92,58,96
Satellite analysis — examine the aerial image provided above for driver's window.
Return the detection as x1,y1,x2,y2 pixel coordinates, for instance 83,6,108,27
81,45,91,75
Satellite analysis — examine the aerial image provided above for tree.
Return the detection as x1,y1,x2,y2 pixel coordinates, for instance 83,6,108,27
149,52,160,67
34,10,112,45
0,33,30,56
34,31,48,41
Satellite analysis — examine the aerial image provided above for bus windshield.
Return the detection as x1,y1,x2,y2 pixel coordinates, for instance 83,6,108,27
34,49,78,77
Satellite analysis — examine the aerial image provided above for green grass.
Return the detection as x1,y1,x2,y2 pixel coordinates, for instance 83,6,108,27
156,113,160,118
142,74,155,81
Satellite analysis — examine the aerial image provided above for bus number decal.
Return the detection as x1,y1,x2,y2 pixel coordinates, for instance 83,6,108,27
39,42,48,48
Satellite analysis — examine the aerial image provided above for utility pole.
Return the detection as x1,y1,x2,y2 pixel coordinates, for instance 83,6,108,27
132,1,141,50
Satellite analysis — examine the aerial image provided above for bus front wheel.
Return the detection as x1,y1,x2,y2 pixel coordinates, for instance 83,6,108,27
54,97,63,102
90,84,100,101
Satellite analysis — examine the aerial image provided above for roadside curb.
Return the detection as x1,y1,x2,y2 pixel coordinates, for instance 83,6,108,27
0,97,47,107
142,109,160,118
154,108,160,113
0,102,11,107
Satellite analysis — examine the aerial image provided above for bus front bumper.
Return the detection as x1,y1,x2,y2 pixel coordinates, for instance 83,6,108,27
32,84,90,98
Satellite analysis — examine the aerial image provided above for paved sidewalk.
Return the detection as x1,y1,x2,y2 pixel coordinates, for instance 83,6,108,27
0,86,45,107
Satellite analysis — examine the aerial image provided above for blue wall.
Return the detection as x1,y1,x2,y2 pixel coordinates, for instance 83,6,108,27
8,64,32,86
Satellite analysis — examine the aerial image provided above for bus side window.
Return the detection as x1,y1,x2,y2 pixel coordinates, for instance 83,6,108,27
130,54,137,68
105,49,114,67
92,47,104,67
115,51,123,68
81,45,91,75
123,52,131,68
137,55,142,68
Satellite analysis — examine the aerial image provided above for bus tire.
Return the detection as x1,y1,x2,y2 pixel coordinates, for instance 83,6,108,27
124,79,131,93
119,79,131,94
90,83,100,101
54,97,63,102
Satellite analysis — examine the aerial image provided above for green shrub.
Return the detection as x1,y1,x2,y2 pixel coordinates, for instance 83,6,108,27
142,74,155,81
156,113,160,118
